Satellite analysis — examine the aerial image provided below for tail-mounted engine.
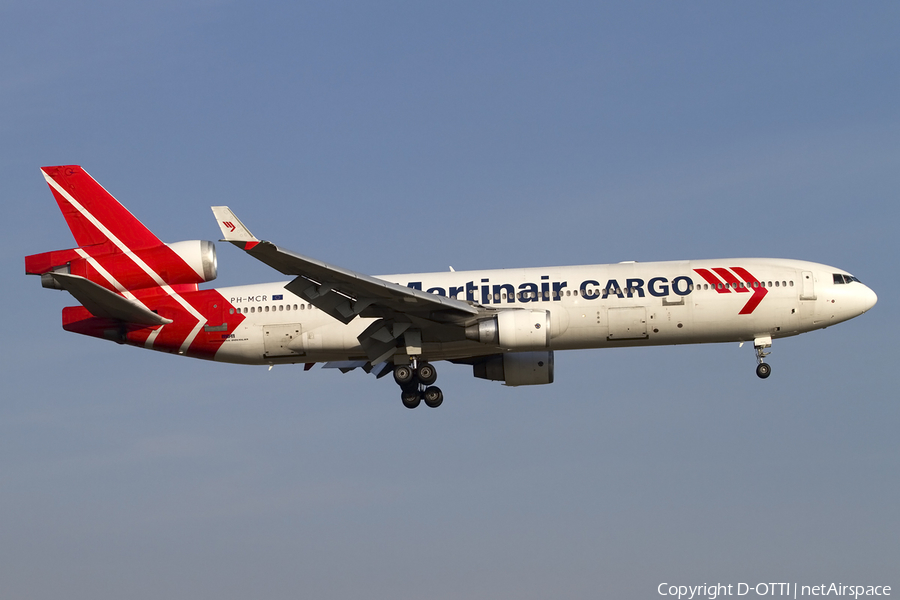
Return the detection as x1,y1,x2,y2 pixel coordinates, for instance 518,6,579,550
27,240,217,292
473,351,554,386
165,240,218,283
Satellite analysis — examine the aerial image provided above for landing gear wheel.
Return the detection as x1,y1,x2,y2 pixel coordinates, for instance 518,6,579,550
401,389,421,409
423,386,443,408
393,365,415,386
416,363,437,386
756,363,771,379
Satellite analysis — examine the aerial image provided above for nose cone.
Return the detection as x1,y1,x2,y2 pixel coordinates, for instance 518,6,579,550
859,284,878,313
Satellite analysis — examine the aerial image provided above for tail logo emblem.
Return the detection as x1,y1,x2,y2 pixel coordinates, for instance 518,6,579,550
223,221,236,233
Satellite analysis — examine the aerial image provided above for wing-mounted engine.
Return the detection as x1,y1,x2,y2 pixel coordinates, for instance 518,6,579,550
473,351,554,386
465,309,550,350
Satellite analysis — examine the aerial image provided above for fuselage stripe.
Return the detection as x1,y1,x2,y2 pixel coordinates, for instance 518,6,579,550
694,268,730,293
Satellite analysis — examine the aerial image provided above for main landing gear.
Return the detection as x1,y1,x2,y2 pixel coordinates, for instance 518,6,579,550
394,361,443,408
754,336,772,379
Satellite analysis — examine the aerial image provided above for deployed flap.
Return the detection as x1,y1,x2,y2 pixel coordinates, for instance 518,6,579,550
211,207,480,326
272,241,479,324
49,272,173,325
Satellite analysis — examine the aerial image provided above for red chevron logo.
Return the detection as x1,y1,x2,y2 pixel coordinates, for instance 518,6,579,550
693,267,768,314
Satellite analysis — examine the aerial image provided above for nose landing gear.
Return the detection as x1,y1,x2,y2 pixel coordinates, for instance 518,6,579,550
395,360,443,408
754,336,772,379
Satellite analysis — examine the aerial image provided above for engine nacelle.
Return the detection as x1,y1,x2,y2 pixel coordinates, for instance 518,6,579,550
27,240,217,292
473,351,554,386
166,240,218,283
465,309,550,350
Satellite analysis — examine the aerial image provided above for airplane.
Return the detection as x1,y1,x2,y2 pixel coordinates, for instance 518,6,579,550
26,165,877,408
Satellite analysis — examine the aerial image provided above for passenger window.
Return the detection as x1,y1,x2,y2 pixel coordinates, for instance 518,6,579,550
229,308,234,314
251,307,255,313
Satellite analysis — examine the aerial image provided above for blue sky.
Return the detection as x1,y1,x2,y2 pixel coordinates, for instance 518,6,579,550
2,2,898,598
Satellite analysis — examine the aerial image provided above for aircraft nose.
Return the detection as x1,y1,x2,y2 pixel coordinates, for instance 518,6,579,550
859,284,878,313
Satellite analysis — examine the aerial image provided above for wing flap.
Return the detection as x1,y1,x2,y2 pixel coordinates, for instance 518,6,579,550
211,206,477,323
211,207,484,359
256,240,479,323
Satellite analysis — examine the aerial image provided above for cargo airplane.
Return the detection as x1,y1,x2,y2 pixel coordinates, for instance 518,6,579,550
26,166,877,408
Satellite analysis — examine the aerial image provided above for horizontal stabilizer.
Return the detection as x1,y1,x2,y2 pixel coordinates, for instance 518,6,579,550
49,273,173,325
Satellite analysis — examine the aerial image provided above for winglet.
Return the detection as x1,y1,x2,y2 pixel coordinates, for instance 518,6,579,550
211,206,260,250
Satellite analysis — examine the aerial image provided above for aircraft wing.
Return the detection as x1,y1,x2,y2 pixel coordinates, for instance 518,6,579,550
212,207,481,328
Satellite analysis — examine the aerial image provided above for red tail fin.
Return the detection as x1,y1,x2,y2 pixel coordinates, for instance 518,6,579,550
41,165,164,250
26,166,217,293
27,166,239,359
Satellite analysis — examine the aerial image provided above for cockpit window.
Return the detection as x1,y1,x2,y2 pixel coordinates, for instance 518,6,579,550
834,273,862,285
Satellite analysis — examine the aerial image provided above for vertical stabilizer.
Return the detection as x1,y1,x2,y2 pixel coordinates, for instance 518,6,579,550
41,165,163,250
27,166,218,292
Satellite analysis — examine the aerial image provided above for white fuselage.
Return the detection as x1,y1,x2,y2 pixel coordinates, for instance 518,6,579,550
209,258,877,365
